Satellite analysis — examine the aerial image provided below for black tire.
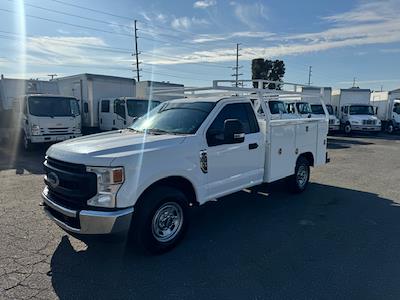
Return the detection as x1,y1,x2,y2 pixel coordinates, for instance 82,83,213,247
23,133,34,151
130,185,189,254
344,123,352,135
386,122,394,134
288,156,310,193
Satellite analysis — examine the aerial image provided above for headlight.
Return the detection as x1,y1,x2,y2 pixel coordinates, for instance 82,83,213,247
31,125,41,136
86,167,124,208
351,120,360,125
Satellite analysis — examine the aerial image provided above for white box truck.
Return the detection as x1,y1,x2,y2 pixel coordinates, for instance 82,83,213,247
370,89,400,133
302,86,340,132
41,80,330,254
332,88,381,134
0,76,81,148
56,74,135,133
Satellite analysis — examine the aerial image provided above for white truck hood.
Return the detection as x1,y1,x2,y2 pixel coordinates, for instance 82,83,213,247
46,130,187,166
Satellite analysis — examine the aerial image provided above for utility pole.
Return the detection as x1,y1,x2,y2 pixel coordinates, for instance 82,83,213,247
307,66,312,85
352,77,356,88
48,74,57,80
133,20,141,82
232,43,243,87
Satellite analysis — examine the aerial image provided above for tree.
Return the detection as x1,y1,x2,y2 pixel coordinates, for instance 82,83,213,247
251,58,285,89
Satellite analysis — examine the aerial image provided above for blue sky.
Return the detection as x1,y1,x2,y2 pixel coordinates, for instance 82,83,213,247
1,0,400,90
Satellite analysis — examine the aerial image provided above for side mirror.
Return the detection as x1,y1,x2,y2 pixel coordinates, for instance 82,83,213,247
224,119,244,144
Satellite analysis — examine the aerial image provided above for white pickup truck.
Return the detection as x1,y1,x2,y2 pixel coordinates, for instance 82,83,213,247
42,80,329,254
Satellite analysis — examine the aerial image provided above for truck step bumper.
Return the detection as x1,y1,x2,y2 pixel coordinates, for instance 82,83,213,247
42,191,133,235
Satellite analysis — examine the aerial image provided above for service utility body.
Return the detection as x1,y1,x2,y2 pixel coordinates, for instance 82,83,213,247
41,80,330,254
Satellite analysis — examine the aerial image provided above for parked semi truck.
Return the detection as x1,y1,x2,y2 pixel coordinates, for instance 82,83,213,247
302,86,340,131
41,80,330,254
371,89,400,133
332,88,381,134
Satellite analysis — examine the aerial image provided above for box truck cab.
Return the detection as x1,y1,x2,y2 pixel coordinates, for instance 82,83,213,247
17,94,81,150
332,88,381,134
310,104,340,131
99,97,160,131
371,90,400,133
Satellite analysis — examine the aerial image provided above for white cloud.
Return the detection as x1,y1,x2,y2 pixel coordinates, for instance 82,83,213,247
380,48,400,53
194,0,216,9
171,16,209,30
230,2,268,29
190,31,275,43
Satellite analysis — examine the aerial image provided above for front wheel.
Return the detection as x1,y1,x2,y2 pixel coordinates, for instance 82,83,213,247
23,134,34,151
386,122,394,134
344,123,352,135
130,186,189,254
288,156,310,193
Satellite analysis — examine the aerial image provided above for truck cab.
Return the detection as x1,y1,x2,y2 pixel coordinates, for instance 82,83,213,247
41,80,329,254
17,94,81,150
389,100,400,132
340,104,381,134
99,97,161,131
311,104,340,131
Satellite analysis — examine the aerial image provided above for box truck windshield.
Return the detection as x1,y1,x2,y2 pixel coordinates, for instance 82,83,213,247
28,96,80,117
311,104,334,115
349,105,374,115
126,99,160,118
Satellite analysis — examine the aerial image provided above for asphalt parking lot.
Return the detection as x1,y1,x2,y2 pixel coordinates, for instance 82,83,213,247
1,133,400,300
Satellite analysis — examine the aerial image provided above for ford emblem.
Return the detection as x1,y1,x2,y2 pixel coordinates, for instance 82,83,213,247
47,172,60,188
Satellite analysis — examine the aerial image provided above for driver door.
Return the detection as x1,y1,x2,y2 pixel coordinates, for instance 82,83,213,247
113,99,127,129
205,102,264,199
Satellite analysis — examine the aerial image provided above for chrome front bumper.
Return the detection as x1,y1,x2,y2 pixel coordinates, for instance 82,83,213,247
42,191,133,235
351,125,381,132
31,133,82,143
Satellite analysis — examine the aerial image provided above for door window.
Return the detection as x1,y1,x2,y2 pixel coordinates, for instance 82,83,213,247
114,99,126,119
101,100,110,113
207,103,255,146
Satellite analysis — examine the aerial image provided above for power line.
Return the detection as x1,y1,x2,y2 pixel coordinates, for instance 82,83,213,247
0,8,133,37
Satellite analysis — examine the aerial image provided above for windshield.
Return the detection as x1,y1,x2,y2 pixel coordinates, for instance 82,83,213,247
296,102,312,114
28,96,79,117
131,101,215,134
126,99,161,118
311,104,334,115
349,105,374,115
268,101,287,114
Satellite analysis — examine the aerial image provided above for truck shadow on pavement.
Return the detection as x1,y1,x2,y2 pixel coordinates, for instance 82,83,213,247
50,183,400,299
327,137,374,149
0,141,47,174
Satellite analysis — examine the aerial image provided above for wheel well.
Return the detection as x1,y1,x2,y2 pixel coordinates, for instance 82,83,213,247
136,176,198,208
299,152,314,167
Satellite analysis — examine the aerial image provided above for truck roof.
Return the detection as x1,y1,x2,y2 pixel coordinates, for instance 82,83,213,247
25,94,77,99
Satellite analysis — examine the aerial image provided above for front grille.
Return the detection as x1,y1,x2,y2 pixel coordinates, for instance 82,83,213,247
44,157,97,210
363,120,376,125
48,127,70,134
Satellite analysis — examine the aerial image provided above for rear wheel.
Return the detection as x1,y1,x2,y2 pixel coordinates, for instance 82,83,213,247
130,186,189,254
288,156,310,193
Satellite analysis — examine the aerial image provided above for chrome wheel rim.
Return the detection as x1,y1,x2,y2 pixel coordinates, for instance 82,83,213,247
387,125,393,133
345,125,351,133
152,202,183,243
297,165,308,188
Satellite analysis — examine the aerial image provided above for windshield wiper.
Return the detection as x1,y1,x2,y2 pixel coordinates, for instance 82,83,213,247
146,128,171,135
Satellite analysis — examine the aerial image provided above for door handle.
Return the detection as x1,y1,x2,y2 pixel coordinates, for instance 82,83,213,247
249,143,258,150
